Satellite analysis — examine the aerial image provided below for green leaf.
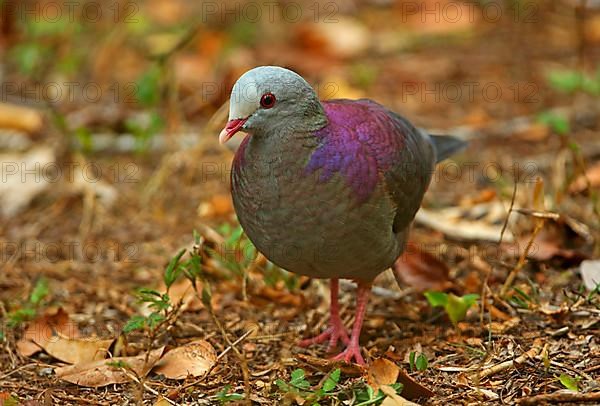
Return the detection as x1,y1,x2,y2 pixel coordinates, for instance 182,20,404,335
409,351,416,371
215,385,244,403
416,353,428,371
7,308,36,327
275,379,290,393
164,248,186,289
445,293,479,325
30,278,49,305
290,368,310,390
74,127,93,153
123,315,146,333
537,111,570,135
9,43,45,75
201,285,212,308
424,291,448,307
558,374,580,391
136,65,162,107
322,368,340,393
137,288,162,298
547,69,584,94
147,312,165,329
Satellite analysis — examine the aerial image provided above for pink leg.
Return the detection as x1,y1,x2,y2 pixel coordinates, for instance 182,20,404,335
299,279,350,351
331,281,371,365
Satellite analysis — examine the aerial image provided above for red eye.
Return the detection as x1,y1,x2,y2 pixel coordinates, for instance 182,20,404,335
260,92,276,109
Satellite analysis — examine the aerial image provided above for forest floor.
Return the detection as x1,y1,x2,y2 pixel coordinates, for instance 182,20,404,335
1,1,600,405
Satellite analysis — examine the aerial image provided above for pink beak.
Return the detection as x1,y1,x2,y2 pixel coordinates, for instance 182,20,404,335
219,118,248,144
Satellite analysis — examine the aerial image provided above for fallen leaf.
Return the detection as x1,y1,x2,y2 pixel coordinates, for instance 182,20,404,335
154,340,216,379
0,147,55,217
380,384,419,406
392,243,452,291
0,392,19,406
489,317,521,334
56,347,164,387
294,354,364,376
17,308,78,357
153,396,173,406
396,369,435,399
478,388,499,400
415,204,513,243
0,102,43,133
569,161,600,194
367,358,400,392
256,285,304,307
154,279,203,313
520,236,583,262
580,260,600,291
198,194,234,218
295,18,369,58
43,338,114,364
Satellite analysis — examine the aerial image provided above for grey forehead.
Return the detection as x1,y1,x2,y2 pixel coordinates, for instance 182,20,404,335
233,66,311,93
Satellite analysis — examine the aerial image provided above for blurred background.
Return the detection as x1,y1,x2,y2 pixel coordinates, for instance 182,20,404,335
1,0,599,403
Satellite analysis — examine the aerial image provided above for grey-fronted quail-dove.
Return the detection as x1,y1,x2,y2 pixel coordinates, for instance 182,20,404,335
219,66,466,365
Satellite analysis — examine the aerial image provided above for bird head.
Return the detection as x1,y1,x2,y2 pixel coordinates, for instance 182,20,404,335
219,66,327,144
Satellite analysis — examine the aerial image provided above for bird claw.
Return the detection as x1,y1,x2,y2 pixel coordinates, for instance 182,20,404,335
330,343,365,366
298,323,350,351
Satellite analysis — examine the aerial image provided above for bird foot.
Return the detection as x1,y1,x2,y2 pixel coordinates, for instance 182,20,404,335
330,342,365,366
298,322,350,352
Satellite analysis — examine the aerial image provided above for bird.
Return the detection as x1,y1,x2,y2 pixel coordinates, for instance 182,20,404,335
219,66,466,365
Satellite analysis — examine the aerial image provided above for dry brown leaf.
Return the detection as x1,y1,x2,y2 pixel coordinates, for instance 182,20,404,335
415,205,513,242
43,338,114,364
55,347,164,387
367,358,400,392
257,285,304,307
396,369,435,399
157,279,202,312
569,161,600,194
154,340,217,380
489,317,521,334
392,243,452,292
0,147,55,216
380,384,419,406
0,102,43,133
294,354,364,376
153,396,173,406
17,308,78,357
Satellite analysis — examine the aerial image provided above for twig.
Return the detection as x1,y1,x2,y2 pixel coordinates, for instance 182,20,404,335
123,368,180,406
216,328,254,361
499,178,518,245
474,338,542,380
193,285,252,406
518,391,600,405
500,218,544,297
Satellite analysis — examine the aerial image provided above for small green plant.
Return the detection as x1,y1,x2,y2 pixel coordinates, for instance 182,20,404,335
546,68,600,96
7,278,49,327
123,249,187,334
352,382,404,405
276,368,341,405
537,111,570,135
215,385,244,403
558,373,580,392
409,351,428,372
424,291,479,325
507,287,533,309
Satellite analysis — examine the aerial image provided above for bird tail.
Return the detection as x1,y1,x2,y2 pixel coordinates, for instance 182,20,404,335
430,134,467,163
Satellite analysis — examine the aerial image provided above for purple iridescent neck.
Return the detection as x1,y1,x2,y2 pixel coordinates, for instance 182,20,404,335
304,100,405,203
